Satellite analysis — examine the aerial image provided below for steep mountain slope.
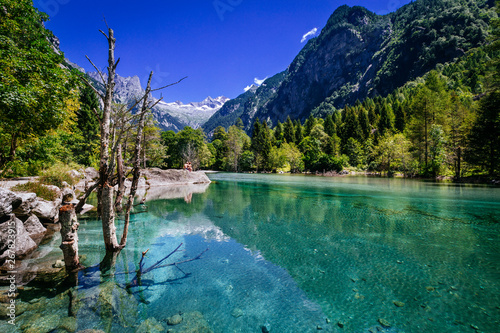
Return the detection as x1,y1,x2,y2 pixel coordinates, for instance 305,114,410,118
205,0,495,134
86,72,227,132
202,71,286,135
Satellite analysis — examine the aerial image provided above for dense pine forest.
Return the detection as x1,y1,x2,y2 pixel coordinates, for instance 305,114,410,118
0,0,499,180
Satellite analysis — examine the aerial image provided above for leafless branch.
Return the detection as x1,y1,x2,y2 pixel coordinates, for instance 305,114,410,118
151,76,188,92
85,55,107,85
99,29,108,40
77,72,105,102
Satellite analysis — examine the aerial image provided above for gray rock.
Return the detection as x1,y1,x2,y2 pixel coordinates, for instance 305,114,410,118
0,214,37,263
32,198,60,223
61,185,75,203
0,188,22,218
12,192,37,217
23,215,47,243
42,185,61,199
231,308,244,318
84,167,99,181
167,314,183,325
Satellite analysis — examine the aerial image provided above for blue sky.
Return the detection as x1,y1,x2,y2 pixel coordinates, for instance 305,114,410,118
34,0,412,103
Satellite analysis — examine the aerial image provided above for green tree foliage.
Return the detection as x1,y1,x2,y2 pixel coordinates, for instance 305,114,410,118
283,116,296,143
225,125,251,172
0,0,74,167
70,86,100,166
466,91,500,176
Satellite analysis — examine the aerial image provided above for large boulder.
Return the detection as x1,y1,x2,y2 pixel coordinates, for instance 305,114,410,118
32,198,61,224
12,192,37,217
0,214,37,264
0,188,22,218
142,168,211,186
23,215,47,244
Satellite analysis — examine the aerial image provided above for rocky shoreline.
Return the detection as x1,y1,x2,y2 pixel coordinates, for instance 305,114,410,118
0,168,211,287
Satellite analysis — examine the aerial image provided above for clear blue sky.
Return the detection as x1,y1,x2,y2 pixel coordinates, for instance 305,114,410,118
34,0,412,103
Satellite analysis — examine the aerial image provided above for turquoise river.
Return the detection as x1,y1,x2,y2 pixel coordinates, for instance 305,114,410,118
3,173,500,332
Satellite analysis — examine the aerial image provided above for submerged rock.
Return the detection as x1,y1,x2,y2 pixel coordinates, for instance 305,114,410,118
393,301,405,307
58,316,77,332
72,281,138,329
136,317,165,333
167,314,183,325
378,318,391,328
231,308,244,318
24,313,61,333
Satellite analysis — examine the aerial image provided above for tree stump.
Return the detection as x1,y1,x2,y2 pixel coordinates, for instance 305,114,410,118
59,204,82,271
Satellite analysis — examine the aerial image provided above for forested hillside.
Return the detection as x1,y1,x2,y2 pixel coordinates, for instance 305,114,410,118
206,0,496,134
0,0,499,180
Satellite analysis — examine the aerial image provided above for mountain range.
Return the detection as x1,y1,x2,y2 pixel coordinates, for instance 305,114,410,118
74,0,494,136
83,72,228,132
202,0,495,135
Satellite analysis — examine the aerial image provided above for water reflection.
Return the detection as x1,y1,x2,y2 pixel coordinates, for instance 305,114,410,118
6,174,500,333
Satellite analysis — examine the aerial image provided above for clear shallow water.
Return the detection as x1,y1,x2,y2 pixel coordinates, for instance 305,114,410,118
5,174,500,332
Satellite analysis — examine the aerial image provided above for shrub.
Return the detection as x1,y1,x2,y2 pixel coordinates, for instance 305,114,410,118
12,182,59,201
38,162,80,187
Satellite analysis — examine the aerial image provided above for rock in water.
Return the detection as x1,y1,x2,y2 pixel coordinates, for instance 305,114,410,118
393,301,405,307
23,215,47,243
136,317,165,333
231,308,244,318
378,318,391,327
167,314,183,325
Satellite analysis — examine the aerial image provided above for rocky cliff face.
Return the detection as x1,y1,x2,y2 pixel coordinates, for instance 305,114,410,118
261,6,389,123
206,0,493,133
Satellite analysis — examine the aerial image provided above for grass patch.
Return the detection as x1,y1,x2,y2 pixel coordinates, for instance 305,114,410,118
38,163,80,188
12,182,59,201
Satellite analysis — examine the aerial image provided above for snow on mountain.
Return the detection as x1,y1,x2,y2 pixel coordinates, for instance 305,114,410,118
86,72,228,132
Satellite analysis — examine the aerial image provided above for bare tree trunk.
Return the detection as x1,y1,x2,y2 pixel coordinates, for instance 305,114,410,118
114,144,125,212
102,184,119,251
99,28,120,252
59,205,83,272
120,72,153,248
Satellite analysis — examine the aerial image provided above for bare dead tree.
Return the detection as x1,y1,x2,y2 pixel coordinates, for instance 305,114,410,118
77,25,186,253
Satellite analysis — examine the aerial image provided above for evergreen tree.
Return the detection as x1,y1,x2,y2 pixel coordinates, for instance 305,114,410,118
274,121,284,147
466,91,500,176
378,101,395,136
304,114,317,137
340,106,362,145
294,120,304,144
73,86,100,166
324,114,336,137
283,116,296,143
